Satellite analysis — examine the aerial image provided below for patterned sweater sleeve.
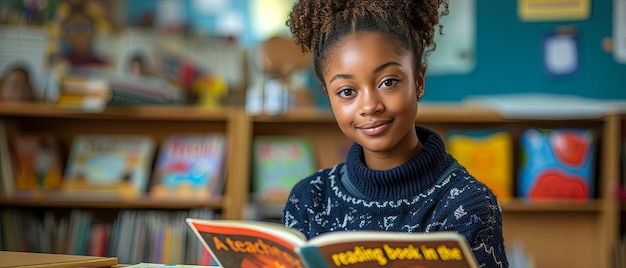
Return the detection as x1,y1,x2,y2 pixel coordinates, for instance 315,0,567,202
281,172,319,238
437,181,509,268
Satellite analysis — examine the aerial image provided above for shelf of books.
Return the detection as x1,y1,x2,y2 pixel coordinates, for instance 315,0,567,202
0,103,247,265
0,102,623,267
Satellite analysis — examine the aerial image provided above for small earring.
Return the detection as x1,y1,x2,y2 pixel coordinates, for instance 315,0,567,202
417,91,424,102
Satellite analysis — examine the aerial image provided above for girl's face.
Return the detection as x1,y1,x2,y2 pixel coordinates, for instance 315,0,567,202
323,32,425,170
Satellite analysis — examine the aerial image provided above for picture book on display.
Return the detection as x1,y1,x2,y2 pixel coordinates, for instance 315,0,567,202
8,133,64,196
252,136,316,204
62,134,155,199
186,218,478,268
518,128,596,200
446,129,513,201
150,134,227,200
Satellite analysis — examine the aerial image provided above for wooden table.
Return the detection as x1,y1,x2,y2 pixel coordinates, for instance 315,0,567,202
0,251,118,268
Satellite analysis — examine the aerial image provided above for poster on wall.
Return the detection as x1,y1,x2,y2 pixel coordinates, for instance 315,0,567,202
518,0,590,22
542,28,579,77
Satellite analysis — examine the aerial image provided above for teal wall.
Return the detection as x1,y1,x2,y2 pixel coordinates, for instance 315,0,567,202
425,0,625,101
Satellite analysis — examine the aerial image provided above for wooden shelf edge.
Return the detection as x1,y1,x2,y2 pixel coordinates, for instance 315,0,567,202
252,107,335,123
417,103,610,123
3,196,602,212
417,103,504,122
0,102,236,121
500,199,603,213
1,102,616,123
0,195,223,209
246,198,604,214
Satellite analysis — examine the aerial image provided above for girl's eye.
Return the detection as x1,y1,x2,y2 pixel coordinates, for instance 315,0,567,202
380,78,399,88
338,88,356,98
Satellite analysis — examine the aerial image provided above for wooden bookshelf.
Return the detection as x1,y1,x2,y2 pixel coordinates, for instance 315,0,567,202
0,102,622,267
0,102,246,219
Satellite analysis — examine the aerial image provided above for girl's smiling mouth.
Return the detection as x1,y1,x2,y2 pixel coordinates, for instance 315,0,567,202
357,119,394,136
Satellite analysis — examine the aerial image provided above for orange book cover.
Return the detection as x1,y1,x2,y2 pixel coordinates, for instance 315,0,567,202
9,133,64,194
446,129,513,201
186,219,478,268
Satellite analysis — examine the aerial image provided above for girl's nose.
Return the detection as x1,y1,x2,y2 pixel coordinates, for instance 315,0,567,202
359,90,384,116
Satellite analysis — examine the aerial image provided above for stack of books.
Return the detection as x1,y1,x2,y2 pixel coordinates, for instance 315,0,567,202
57,75,110,112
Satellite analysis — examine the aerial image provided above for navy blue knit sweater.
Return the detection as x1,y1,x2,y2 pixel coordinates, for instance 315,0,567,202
282,126,508,267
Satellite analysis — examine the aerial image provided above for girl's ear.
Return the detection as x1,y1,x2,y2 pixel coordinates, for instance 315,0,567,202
415,64,426,99
323,86,329,96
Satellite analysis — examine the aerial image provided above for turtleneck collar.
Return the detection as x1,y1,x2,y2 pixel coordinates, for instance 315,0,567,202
343,126,454,200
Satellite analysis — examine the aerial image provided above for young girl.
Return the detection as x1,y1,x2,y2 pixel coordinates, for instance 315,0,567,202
281,1,509,267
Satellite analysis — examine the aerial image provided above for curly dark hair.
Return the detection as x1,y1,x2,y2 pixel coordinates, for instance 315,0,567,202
287,0,448,86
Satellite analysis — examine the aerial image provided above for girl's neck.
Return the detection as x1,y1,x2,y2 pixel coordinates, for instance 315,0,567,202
363,129,422,170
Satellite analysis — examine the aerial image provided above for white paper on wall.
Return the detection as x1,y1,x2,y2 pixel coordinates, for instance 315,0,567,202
426,0,476,76
614,0,626,64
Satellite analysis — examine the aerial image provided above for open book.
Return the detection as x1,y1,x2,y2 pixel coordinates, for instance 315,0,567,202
186,218,478,268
